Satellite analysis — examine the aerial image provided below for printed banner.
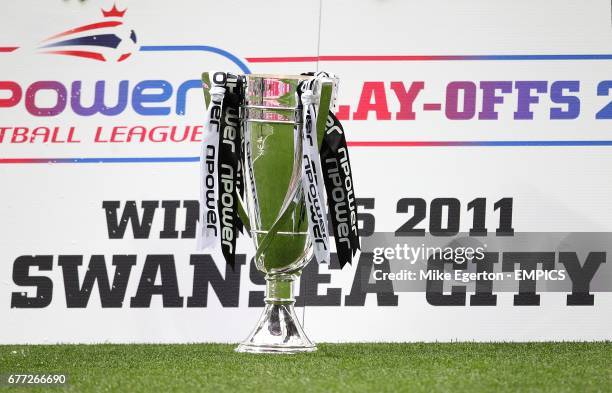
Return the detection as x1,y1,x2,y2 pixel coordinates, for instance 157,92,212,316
1,0,611,344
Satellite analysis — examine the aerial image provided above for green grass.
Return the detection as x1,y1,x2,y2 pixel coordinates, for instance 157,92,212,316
0,343,610,392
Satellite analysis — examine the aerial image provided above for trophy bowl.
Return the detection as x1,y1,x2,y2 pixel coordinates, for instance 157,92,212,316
202,73,336,354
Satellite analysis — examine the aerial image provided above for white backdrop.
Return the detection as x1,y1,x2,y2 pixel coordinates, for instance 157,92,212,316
1,0,611,343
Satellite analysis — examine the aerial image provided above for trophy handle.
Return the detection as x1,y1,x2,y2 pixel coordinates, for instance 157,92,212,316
316,79,334,149
201,72,251,233
202,72,212,108
253,78,334,268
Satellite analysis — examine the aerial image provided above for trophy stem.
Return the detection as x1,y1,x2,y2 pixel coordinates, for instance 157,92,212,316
235,273,317,354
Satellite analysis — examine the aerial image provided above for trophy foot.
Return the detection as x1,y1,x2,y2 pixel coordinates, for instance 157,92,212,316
235,303,316,354
236,275,316,354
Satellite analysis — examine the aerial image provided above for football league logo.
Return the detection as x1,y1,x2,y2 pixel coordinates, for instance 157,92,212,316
38,4,137,62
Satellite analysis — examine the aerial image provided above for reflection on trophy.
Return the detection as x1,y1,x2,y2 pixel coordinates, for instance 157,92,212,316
200,72,357,354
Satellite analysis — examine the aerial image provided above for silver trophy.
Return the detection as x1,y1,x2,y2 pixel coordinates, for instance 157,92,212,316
202,73,336,354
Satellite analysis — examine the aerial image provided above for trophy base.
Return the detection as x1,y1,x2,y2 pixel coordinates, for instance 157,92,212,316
235,303,316,354
235,276,316,354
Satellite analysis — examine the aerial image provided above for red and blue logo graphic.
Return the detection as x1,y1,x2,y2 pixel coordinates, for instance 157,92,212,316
38,4,137,62
0,3,250,72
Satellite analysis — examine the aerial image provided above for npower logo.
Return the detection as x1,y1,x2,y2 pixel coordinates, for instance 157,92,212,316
0,3,250,118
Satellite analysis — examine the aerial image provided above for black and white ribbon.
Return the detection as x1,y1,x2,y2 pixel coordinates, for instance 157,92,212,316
298,77,331,265
197,74,224,251
197,71,244,269
320,111,360,267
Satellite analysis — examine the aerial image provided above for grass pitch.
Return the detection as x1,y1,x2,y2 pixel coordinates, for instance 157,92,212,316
0,343,610,392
